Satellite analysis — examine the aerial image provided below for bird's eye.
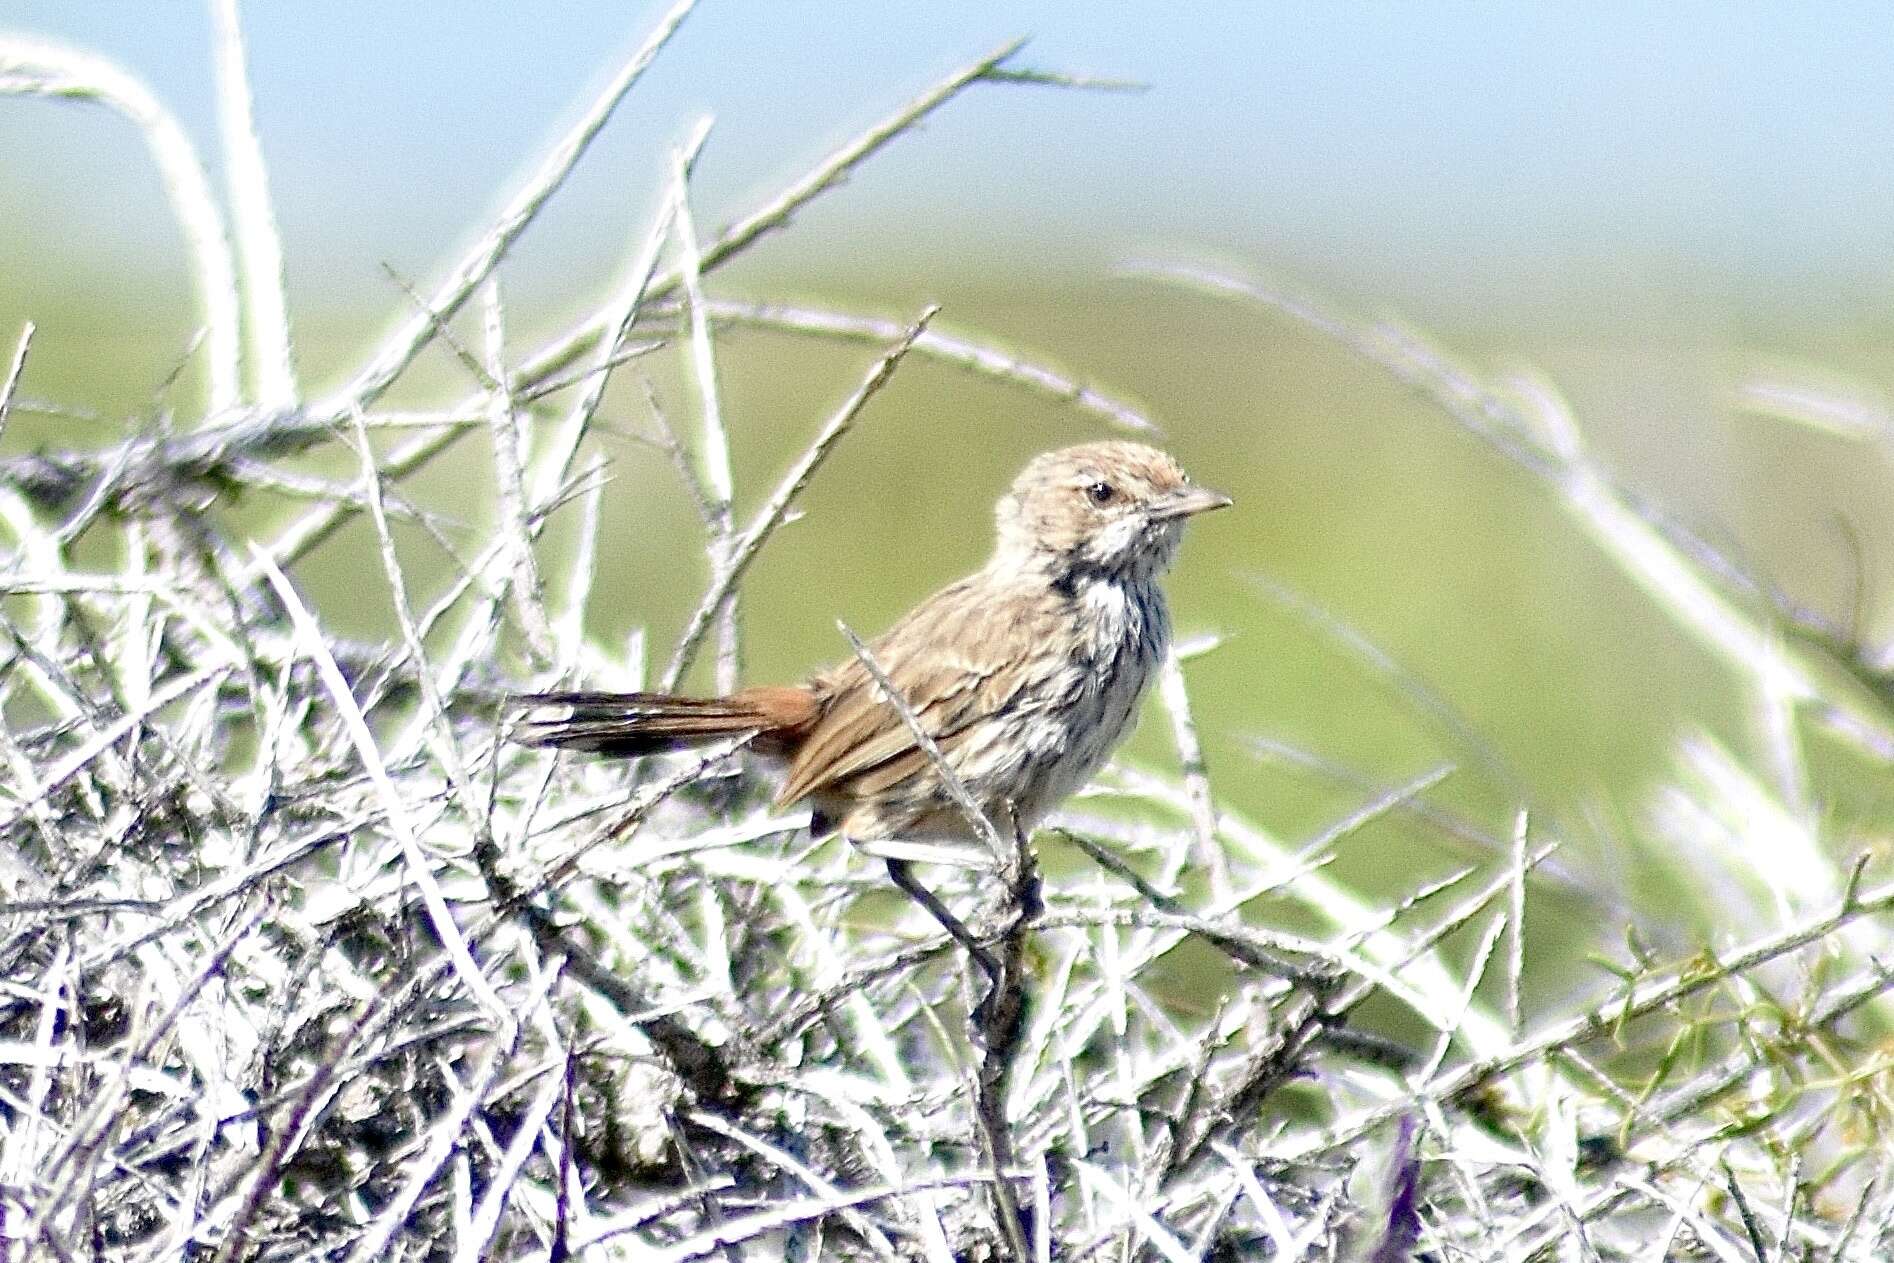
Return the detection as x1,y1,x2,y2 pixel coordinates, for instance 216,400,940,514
1086,482,1116,505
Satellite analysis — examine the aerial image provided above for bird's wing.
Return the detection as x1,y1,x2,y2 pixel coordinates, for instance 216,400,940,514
776,576,1059,809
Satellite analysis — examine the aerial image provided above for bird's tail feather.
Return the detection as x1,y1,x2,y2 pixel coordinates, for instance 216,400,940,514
509,686,817,758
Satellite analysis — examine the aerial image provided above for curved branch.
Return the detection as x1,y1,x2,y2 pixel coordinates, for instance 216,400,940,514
0,37,241,414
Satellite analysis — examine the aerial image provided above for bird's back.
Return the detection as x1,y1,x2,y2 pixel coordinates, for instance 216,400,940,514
788,562,1169,845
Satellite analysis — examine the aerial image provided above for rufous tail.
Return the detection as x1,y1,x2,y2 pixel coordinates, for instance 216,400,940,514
509,686,818,759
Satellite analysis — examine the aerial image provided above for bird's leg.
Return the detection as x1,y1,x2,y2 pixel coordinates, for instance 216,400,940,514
972,818,1040,1036
884,856,1000,982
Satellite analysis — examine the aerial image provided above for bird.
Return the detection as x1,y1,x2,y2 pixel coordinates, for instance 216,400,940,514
511,440,1230,959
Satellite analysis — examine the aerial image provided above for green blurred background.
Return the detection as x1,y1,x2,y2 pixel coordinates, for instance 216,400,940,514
6,3,1894,989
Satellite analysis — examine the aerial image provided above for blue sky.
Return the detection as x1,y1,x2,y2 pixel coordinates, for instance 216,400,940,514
5,2,1894,330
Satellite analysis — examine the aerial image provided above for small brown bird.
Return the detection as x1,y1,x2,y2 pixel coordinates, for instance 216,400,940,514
514,440,1229,889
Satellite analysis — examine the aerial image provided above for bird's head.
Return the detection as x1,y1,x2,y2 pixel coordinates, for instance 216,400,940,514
993,441,1231,582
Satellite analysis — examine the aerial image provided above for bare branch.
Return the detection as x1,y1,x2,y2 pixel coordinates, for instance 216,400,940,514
312,0,697,418
0,38,241,411
665,306,938,690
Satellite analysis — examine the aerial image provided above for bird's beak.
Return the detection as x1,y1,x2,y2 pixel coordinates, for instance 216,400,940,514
1148,485,1233,522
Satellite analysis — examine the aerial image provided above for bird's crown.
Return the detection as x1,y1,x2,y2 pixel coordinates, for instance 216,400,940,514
993,441,1228,580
